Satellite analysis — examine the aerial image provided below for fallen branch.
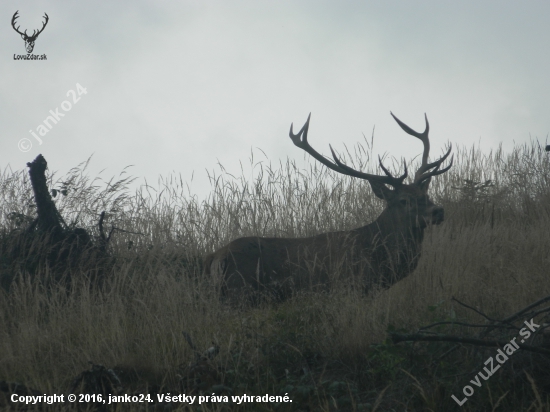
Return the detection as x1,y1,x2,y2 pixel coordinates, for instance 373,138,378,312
390,333,550,356
390,295,550,357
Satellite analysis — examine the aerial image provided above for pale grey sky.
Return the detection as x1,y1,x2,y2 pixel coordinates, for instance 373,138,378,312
2,1,549,198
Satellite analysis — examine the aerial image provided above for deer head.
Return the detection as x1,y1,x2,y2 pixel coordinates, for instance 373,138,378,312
289,112,453,231
12,11,49,54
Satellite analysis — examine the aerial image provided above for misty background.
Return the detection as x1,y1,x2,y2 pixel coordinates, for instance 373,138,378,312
1,1,549,200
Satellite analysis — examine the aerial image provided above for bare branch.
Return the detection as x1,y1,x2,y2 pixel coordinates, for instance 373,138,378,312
390,333,550,356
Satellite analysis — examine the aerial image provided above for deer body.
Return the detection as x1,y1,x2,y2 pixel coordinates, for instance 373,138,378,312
205,113,452,304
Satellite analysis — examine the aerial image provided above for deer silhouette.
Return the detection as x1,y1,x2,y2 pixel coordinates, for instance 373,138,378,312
204,112,453,304
12,11,49,54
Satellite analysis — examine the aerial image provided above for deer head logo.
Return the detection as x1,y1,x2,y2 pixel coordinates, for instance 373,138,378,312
11,11,49,54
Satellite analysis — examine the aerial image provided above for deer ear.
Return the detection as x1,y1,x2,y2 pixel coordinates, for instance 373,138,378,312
369,181,396,201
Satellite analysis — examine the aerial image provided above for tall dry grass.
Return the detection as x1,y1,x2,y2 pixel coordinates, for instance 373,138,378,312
0,138,549,410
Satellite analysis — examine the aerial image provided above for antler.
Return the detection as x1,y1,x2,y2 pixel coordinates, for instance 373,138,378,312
11,11,49,39
289,113,407,187
32,13,49,39
11,11,25,37
390,112,453,184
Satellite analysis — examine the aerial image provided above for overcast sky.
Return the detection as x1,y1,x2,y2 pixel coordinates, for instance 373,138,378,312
1,1,549,199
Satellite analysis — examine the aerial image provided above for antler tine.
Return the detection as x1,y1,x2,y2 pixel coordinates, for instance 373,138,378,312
414,144,453,184
289,113,345,175
36,13,49,36
11,11,26,36
416,153,454,183
390,112,453,184
329,146,406,185
29,13,49,39
378,156,408,181
390,111,432,178
289,113,406,187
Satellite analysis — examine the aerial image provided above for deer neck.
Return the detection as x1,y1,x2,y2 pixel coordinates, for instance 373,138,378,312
351,209,425,286
360,208,425,248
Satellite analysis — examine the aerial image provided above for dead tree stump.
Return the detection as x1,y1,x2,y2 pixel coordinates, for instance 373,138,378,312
0,155,112,290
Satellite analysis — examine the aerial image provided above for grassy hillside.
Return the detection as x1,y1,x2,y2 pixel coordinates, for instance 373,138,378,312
1,140,549,411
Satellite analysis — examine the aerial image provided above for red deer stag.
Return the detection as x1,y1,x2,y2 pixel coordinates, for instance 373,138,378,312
204,112,453,304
